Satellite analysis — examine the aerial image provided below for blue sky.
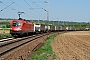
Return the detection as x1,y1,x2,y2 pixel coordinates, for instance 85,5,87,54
0,0,90,22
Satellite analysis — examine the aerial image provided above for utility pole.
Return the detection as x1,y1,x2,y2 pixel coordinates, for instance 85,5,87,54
57,18,60,26
45,0,49,25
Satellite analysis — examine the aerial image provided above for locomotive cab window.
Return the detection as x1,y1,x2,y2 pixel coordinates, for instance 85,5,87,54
13,22,21,27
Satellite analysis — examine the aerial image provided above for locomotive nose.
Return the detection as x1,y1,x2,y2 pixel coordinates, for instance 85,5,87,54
13,27,22,31
11,22,22,31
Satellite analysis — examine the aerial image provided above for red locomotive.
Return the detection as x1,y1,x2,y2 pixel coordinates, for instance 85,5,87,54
10,18,34,36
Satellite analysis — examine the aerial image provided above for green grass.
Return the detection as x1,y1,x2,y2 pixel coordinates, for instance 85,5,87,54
0,28,10,30
30,34,57,60
0,33,12,38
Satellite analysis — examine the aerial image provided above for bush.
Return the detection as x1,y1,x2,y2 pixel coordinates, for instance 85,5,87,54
0,33,12,38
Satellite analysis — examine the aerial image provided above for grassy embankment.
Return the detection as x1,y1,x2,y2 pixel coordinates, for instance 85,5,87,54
0,28,12,38
0,28,10,30
0,33,12,38
29,34,58,60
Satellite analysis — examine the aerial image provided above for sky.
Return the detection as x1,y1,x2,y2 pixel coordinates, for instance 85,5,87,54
0,0,90,22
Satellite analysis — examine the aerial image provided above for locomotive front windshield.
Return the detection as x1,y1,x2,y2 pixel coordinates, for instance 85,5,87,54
13,22,21,27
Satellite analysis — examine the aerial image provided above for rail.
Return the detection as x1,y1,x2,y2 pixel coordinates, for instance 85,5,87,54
0,33,48,56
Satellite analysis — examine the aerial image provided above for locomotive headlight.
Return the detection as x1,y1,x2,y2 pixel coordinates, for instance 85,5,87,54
19,28,22,30
18,28,22,30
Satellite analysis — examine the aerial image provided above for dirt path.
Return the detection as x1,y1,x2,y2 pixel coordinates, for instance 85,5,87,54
51,31,90,60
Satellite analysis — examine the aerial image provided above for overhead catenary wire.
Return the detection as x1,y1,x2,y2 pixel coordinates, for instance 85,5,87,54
30,0,49,24
0,1,20,12
23,0,47,20
10,0,26,9
0,0,46,20
30,0,48,20
30,0,48,19
9,0,39,19
0,0,35,19
23,0,43,15
10,0,43,19
30,0,47,12
24,0,32,8
0,2,14,12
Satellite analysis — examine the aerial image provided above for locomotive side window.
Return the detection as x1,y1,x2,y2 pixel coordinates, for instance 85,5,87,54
13,22,21,27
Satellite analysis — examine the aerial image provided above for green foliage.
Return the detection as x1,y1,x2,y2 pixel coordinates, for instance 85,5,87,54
30,34,57,60
6,24,10,28
0,22,10,28
0,33,12,38
0,34,5,38
0,19,90,28
0,28,10,30
0,22,10,24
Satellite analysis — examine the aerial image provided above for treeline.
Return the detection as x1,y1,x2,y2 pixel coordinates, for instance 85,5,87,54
0,18,14,20
0,18,90,28
0,22,10,28
31,20,90,28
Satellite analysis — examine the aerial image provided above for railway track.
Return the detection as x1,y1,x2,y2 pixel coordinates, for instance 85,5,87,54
0,33,49,57
0,38,13,42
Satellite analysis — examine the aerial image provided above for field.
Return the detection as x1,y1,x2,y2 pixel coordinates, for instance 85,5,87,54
0,28,10,34
0,20,11,22
51,31,90,60
0,30,10,34
0,29,11,38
